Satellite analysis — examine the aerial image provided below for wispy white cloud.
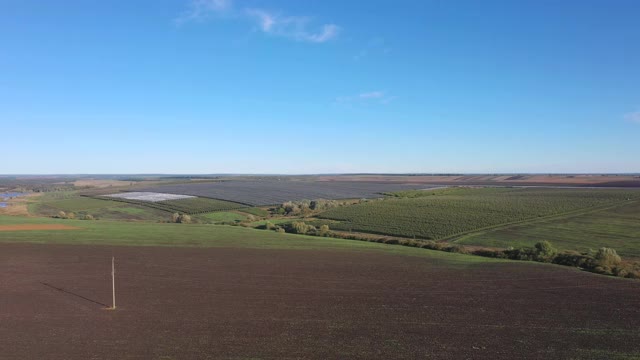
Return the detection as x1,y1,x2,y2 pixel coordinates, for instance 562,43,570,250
624,111,640,123
359,91,385,99
175,0,232,24
176,1,339,43
305,24,340,43
245,9,339,43
246,9,276,32
337,91,397,104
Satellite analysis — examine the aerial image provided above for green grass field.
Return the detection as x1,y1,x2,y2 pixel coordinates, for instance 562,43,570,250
457,199,640,258
196,211,247,223
0,215,496,265
317,188,640,240
237,207,270,217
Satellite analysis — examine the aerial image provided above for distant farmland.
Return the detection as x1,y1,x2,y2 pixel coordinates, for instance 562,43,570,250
316,188,640,240
139,180,432,206
95,195,245,215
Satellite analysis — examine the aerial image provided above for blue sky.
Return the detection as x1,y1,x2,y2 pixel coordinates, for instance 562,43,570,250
1,0,639,174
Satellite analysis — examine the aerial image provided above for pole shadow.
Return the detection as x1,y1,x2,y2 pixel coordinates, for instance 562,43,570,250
40,282,110,308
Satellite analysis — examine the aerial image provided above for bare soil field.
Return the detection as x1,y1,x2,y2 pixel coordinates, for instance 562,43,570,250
2,244,639,359
0,224,80,231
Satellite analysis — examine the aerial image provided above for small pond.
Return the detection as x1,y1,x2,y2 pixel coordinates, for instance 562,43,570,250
0,192,28,208
1,192,28,200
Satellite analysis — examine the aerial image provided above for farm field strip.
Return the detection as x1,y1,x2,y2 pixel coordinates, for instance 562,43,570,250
139,180,434,206
442,198,640,242
457,199,640,258
316,188,640,240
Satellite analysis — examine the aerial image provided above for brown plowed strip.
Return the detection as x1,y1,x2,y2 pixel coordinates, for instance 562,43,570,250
0,224,80,231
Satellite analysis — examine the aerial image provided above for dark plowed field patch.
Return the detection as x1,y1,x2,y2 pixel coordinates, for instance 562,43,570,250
1,244,640,359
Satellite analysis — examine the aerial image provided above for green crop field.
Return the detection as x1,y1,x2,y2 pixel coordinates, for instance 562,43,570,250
0,215,494,264
95,196,245,214
196,211,247,223
457,199,640,258
317,188,640,240
237,207,270,217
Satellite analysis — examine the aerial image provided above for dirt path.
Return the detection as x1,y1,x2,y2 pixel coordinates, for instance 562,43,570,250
0,224,80,231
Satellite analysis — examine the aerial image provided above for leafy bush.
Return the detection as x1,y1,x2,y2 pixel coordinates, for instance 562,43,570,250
595,247,622,267
171,213,191,224
534,241,557,262
289,221,316,235
552,251,594,268
444,244,468,254
318,224,331,236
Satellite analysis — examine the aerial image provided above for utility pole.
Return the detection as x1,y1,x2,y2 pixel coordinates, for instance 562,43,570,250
111,256,116,310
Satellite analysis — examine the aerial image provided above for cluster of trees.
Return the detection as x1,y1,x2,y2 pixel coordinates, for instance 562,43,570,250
261,220,331,236
56,211,74,219
171,213,192,224
54,211,94,220
273,199,363,216
473,242,638,278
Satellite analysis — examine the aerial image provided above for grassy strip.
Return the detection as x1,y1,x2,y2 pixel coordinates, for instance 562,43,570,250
237,207,270,217
0,215,495,265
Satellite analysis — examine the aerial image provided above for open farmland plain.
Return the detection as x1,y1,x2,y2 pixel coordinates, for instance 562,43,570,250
316,188,640,240
316,174,640,188
457,199,640,258
4,178,640,359
1,215,640,359
139,180,432,205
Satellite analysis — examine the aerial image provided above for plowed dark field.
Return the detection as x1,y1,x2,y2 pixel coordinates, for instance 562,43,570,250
2,243,640,359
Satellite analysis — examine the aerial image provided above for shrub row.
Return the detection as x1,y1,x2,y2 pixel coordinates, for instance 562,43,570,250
473,244,639,278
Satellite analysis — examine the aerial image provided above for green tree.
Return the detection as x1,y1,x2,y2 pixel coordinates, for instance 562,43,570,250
534,241,557,262
595,247,622,267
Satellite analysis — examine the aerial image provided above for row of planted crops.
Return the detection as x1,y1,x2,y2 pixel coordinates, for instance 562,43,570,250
316,188,640,239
